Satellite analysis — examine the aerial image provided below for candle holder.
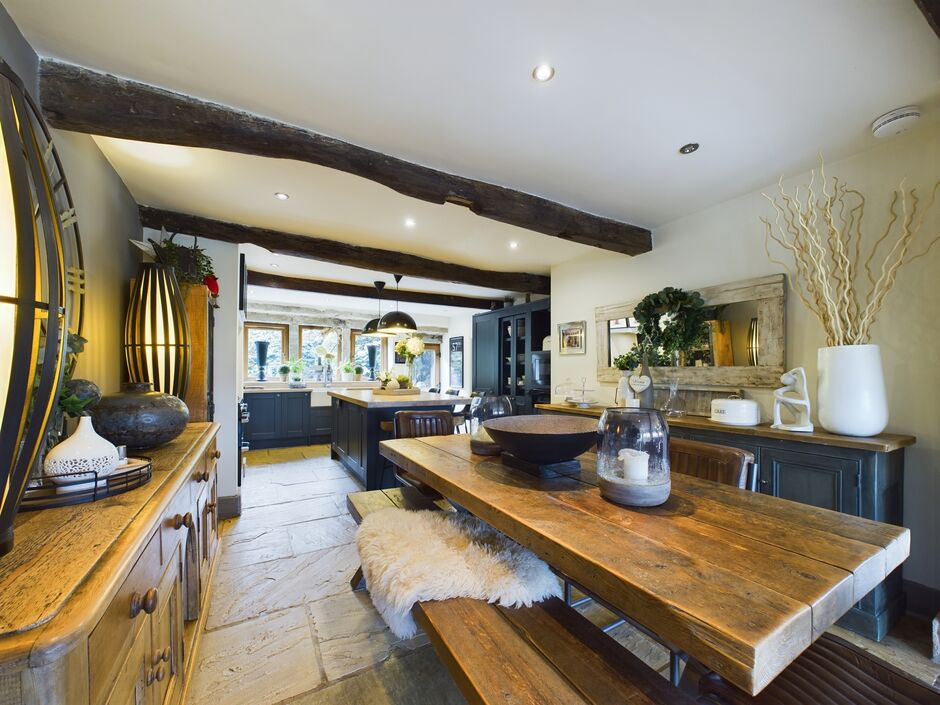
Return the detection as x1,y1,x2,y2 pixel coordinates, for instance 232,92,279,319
596,408,670,507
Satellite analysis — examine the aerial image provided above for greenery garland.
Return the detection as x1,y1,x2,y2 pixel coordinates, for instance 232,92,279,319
150,233,216,285
633,286,709,360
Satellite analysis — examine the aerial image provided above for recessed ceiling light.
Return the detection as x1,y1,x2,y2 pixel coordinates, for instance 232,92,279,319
678,143,700,155
509,241,519,250
274,192,290,200
532,64,555,82
270,263,280,268
404,217,416,229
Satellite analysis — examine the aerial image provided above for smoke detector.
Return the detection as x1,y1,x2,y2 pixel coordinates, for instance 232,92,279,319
871,106,921,138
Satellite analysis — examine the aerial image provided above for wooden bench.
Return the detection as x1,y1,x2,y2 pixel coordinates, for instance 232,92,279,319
347,489,699,705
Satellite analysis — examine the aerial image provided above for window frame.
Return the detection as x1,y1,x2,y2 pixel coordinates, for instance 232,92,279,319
243,322,289,378
298,325,342,376
350,331,388,375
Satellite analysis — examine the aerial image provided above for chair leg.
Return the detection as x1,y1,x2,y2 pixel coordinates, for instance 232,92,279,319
350,565,366,592
669,651,687,687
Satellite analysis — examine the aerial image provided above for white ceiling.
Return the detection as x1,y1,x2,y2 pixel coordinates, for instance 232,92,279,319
8,0,940,270
97,137,589,276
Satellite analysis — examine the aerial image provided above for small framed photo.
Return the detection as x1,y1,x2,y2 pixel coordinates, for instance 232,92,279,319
558,321,587,355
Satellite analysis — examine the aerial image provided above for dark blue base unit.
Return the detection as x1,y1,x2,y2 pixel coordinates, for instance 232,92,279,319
243,391,313,449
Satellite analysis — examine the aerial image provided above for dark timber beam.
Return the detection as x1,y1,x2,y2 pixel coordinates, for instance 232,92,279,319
247,271,505,310
40,60,652,256
139,206,551,294
914,0,940,37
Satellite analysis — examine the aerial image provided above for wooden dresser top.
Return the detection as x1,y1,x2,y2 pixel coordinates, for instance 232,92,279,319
0,423,217,655
534,403,915,453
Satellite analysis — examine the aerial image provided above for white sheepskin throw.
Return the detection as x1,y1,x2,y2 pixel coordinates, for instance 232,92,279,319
356,508,561,639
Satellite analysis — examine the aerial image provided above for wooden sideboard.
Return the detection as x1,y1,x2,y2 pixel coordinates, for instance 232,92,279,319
0,422,221,705
536,403,915,641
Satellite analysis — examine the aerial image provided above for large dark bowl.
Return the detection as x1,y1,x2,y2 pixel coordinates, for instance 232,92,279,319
483,416,598,465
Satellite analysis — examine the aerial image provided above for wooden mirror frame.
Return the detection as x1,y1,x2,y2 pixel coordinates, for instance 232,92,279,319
595,274,786,388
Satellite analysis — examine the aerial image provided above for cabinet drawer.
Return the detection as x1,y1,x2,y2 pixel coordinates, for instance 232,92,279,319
189,449,216,505
160,486,193,566
89,529,163,705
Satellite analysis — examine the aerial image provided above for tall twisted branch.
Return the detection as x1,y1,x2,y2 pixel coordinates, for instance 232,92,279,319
762,156,939,346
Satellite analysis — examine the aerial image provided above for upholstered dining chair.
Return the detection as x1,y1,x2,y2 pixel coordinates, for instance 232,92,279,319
392,410,454,492
669,437,756,491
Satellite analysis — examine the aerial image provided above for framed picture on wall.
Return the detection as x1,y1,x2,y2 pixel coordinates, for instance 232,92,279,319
558,321,587,355
449,336,464,388
394,350,407,365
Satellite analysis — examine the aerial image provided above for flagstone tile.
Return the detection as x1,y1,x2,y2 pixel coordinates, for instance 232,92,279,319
219,527,294,570
225,494,346,536
287,514,358,555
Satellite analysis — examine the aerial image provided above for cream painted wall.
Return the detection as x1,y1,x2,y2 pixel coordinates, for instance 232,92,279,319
551,123,940,590
443,311,475,392
56,130,142,394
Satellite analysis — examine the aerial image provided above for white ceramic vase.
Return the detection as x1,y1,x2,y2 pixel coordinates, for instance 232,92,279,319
817,344,888,437
43,416,120,481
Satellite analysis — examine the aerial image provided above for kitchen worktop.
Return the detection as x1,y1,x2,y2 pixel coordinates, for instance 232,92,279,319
328,389,472,408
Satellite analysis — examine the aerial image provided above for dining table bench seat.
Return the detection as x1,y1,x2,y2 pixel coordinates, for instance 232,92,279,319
347,488,701,705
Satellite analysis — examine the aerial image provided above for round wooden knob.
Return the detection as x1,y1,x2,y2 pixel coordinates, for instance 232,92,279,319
130,592,144,618
146,668,155,686
142,587,159,615
152,646,172,666
212,449,221,459
194,470,209,482
161,646,171,663
206,502,217,515
154,665,166,682
173,512,194,530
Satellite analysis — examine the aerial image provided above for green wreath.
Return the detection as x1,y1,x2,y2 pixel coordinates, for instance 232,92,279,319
633,287,708,360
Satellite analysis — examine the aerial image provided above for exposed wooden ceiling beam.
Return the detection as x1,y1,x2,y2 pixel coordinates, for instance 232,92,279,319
247,271,505,310
40,60,652,256
914,0,940,37
139,205,551,294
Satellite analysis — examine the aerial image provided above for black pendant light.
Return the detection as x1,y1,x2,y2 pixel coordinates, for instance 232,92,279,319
378,274,417,334
0,60,71,556
363,281,395,337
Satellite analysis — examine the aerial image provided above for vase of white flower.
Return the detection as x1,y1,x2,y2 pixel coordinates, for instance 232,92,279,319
394,335,425,387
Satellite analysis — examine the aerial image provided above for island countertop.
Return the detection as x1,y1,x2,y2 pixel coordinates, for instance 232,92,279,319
328,389,472,408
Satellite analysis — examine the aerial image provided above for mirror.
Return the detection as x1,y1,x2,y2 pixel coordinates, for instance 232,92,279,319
596,274,786,387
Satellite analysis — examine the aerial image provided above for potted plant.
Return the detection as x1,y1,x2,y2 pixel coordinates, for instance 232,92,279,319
354,365,364,381
340,361,355,382
763,159,939,435
287,358,305,387
396,374,412,390
277,364,291,383
377,371,394,390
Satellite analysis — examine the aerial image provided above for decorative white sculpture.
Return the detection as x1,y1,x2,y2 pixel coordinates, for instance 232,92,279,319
772,367,814,433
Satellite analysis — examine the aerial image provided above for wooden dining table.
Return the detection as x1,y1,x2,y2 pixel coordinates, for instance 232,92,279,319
379,434,910,696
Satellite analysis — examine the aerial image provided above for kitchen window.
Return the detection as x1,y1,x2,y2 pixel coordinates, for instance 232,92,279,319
299,326,340,377
244,323,289,379
411,343,441,388
351,332,387,378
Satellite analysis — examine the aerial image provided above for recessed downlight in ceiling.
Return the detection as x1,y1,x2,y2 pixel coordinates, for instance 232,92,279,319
678,143,700,155
509,241,519,250
404,217,416,228
532,64,555,82
270,263,280,268
274,192,290,200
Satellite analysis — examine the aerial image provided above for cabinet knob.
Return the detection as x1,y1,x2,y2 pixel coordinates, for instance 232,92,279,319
194,470,210,482
133,587,159,615
146,668,155,686
212,449,221,459
173,512,194,530
154,665,166,682
153,646,171,665
206,502,217,515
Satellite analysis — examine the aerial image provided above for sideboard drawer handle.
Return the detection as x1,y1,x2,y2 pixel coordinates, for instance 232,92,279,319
194,470,209,482
142,587,159,615
154,665,166,682
212,449,221,459
206,502,217,516
173,512,194,530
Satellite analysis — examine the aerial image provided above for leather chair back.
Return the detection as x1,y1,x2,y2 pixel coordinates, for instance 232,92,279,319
670,437,755,490
394,410,455,439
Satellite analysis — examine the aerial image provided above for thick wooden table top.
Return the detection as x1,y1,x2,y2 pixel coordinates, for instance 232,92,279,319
379,434,910,695
328,389,471,408
534,403,916,453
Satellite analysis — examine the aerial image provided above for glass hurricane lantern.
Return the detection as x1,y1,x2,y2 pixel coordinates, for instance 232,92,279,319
596,408,671,507
469,394,513,455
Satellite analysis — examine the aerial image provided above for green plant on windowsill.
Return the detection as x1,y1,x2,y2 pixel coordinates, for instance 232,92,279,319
354,365,363,376
396,374,411,389
341,361,355,374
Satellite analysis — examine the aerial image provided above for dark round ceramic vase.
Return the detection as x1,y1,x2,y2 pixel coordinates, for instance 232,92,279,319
92,383,190,450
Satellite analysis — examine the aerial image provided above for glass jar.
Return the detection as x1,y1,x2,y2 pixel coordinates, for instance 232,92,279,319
596,407,670,506
470,394,513,455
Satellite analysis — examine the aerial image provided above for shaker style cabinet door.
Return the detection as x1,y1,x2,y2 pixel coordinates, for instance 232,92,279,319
103,622,151,705
759,447,861,514
472,314,499,394
244,393,280,441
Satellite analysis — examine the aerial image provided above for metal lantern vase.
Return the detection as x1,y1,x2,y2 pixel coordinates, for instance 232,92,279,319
125,263,192,398
0,61,74,556
596,408,671,507
470,394,513,455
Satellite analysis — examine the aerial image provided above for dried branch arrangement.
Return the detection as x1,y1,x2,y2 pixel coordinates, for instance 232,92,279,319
762,158,939,346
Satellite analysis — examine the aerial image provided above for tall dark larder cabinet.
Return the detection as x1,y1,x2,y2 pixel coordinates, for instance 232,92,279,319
472,299,550,414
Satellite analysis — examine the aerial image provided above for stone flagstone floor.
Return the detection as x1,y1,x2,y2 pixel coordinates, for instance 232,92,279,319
186,445,940,704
